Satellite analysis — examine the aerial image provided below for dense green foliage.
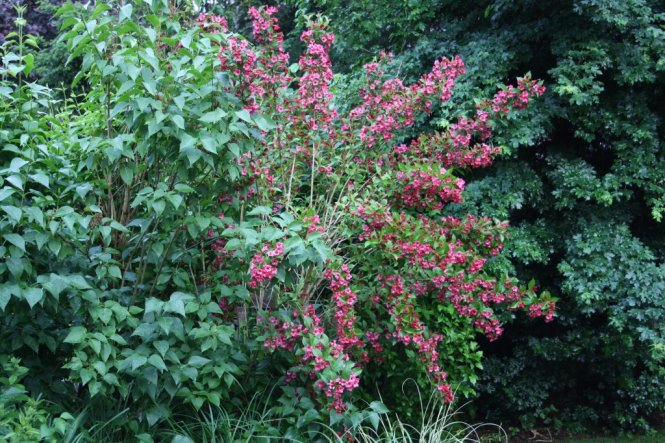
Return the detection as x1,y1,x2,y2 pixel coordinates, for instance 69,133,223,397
1,0,663,440
1,3,258,439
0,1,556,440
290,0,665,433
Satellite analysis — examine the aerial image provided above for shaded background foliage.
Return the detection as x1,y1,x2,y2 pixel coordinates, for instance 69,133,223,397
0,0,84,87
0,0,65,43
287,0,665,433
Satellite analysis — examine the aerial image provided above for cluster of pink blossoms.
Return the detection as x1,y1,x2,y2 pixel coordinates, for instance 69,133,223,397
263,305,324,351
389,77,545,173
345,54,466,148
249,242,283,288
324,265,362,353
395,168,465,210
493,78,546,112
315,373,361,414
261,303,360,413
196,13,228,33
304,214,325,234
350,204,555,388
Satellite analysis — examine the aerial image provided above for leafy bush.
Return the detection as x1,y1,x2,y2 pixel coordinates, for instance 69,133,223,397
0,357,75,442
1,0,553,438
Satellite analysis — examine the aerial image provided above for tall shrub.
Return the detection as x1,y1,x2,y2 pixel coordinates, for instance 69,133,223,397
1,0,552,436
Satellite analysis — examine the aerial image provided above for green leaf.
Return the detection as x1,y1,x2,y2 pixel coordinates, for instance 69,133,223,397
183,148,202,165
199,108,227,123
93,361,107,375
119,3,133,22
167,292,192,317
187,356,211,367
166,194,184,210
6,175,24,189
103,373,119,386
297,409,319,428
24,287,44,308
146,405,169,426
130,355,148,371
368,412,380,430
254,114,276,131
235,109,252,123
0,188,16,202
145,298,163,315
3,233,25,251
158,316,173,335
29,172,49,188
312,240,333,263
200,135,218,154
148,354,167,371
0,284,18,311
108,266,122,279
370,401,390,414
109,220,129,233
154,340,169,357
172,115,185,129
6,257,24,278
9,158,28,172
1,205,22,223
89,339,101,355
23,53,34,75
120,166,134,185
284,235,304,252
191,396,204,410
133,323,156,340
247,206,272,216
41,274,68,298
98,308,112,324
174,184,194,193
64,326,87,344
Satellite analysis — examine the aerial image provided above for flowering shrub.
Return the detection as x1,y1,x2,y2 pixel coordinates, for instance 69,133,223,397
0,2,553,437
201,6,555,416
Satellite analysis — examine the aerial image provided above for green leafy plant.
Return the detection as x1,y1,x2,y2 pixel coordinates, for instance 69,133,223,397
2,0,554,439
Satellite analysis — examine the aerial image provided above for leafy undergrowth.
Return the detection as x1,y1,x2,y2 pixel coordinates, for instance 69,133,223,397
478,428,665,443
559,430,665,443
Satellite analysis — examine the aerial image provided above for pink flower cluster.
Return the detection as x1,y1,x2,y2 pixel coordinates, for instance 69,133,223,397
304,214,325,235
196,13,228,33
353,203,556,362
492,77,546,113
346,55,465,148
325,264,362,352
316,373,360,413
263,305,324,351
289,23,337,138
214,7,291,114
248,242,283,288
262,304,359,412
377,273,454,401
392,77,545,171
394,168,465,210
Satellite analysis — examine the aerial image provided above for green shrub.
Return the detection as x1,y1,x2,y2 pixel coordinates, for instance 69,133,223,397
1,1,553,439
